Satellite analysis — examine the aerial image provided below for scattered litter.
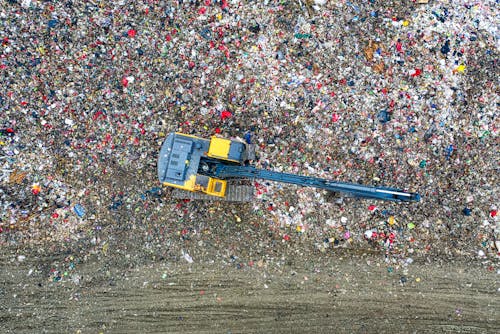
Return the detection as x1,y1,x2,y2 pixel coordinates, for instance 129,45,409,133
73,204,86,218
183,251,194,264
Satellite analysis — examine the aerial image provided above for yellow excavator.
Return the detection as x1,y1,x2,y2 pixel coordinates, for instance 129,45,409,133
158,132,420,202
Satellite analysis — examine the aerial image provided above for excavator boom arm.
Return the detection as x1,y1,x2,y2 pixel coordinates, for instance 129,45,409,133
210,163,420,202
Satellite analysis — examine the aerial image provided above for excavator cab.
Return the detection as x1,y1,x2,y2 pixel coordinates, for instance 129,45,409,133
157,132,249,198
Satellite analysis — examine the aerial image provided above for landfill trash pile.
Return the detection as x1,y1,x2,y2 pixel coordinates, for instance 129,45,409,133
0,0,498,274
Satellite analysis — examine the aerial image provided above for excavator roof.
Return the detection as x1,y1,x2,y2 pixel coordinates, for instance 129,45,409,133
157,133,210,186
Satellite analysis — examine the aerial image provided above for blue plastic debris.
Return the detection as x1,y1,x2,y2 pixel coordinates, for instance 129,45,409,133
73,204,86,218
200,27,212,40
109,200,123,210
377,110,391,124
141,187,163,200
445,144,454,159
244,132,252,144
432,10,447,23
48,19,59,29
440,40,450,55
148,187,162,196
109,194,124,210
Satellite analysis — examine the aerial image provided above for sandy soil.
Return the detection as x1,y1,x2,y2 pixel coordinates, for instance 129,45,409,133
1,247,498,334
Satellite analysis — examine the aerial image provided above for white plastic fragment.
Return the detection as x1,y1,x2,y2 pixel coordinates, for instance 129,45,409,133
183,251,194,264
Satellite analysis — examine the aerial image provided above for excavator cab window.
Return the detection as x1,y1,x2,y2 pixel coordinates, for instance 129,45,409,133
206,178,226,197
214,182,223,193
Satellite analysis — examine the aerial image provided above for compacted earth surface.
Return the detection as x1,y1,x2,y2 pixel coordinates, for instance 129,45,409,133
1,246,498,333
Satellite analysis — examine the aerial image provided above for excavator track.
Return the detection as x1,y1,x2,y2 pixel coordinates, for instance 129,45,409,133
172,184,254,202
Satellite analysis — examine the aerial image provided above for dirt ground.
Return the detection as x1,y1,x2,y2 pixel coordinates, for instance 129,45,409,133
1,246,498,334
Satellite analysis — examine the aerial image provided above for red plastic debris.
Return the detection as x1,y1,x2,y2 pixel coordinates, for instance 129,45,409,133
283,234,291,241
127,29,137,38
490,210,497,218
410,68,422,77
121,77,129,87
31,184,41,195
332,113,340,123
220,110,232,120
93,110,106,121
396,41,403,53
368,205,377,211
